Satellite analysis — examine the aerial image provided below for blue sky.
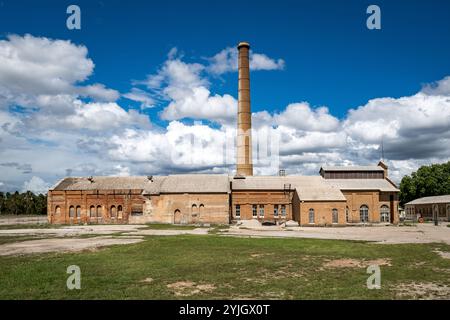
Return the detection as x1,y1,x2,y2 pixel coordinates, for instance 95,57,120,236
0,0,450,192
2,0,450,118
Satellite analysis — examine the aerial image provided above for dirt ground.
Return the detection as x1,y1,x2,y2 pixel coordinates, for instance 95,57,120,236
226,223,450,245
0,236,144,256
0,219,449,256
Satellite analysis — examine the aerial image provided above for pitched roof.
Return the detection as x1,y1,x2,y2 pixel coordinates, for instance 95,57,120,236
325,179,399,192
145,174,230,194
51,176,155,191
52,175,231,194
320,165,384,172
230,176,346,201
405,195,450,205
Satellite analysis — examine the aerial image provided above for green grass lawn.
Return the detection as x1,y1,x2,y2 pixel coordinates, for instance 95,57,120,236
0,235,449,300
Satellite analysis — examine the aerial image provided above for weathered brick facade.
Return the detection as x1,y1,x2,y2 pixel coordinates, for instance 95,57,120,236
48,189,146,224
48,171,400,226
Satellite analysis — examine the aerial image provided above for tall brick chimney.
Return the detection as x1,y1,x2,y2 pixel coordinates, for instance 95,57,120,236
236,41,253,176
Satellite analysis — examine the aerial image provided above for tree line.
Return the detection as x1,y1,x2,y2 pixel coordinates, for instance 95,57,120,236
0,191,47,215
399,161,450,205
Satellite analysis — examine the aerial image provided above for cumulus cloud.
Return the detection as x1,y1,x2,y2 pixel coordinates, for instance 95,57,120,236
123,88,155,109
421,76,450,96
207,47,285,75
161,87,237,123
22,176,49,194
274,103,340,132
1,34,449,191
343,93,450,159
0,34,119,105
138,50,236,124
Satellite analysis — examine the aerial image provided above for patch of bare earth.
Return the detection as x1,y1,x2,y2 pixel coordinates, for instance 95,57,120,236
141,277,154,283
167,281,216,297
434,250,450,259
0,236,144,256
250,253,274,258
323,258,392,268
394,282,450,300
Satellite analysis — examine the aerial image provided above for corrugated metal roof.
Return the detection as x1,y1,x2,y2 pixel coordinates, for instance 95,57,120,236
326,179,399,192
231,176,346,201
405,195,450,205
321,165,384,172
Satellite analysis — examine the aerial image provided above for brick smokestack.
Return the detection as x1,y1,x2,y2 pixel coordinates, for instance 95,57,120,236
236,41,253,176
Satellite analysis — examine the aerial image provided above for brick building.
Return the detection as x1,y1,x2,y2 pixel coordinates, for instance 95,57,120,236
48,163,399,226
47,41,400,226
405,195,450,222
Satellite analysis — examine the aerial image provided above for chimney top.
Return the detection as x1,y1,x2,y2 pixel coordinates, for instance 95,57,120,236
238,41,250,49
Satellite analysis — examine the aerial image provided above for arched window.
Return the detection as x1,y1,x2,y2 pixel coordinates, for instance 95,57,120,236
110,206,116,219
55,206,61,216
97,205,102,218
380,205,390,223
332,208,338,224
345,206,349,223
192,204,197,215
69,206,75,218
360,205,369,223
174,209,181,224
90,206,96,218
309,208,315,224
199,204,204,215
117,205,123,219
76,206,81,218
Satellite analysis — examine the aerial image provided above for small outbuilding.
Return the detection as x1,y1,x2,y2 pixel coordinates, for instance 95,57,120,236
405,195,450,222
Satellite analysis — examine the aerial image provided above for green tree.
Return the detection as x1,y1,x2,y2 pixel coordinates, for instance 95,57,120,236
399,161,450,205
0,191,47,215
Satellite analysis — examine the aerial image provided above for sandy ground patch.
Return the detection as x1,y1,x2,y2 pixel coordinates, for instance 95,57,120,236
0,235,144,256
140,277,154,283
434,249,450,259
0,225,208,238
394,282,450,299
167,281,216,296
225,223,450,245
323,258,392,268
250,252,274,258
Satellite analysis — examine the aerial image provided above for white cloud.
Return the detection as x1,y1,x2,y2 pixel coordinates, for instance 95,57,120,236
123,88,155,109
1,35,450,191
207,47,285,75
0,34,118,108
421,76,450,96
79,83,120,102
343,92,450,161
160,86,237,123
22,176,49,194
274,103,340,132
